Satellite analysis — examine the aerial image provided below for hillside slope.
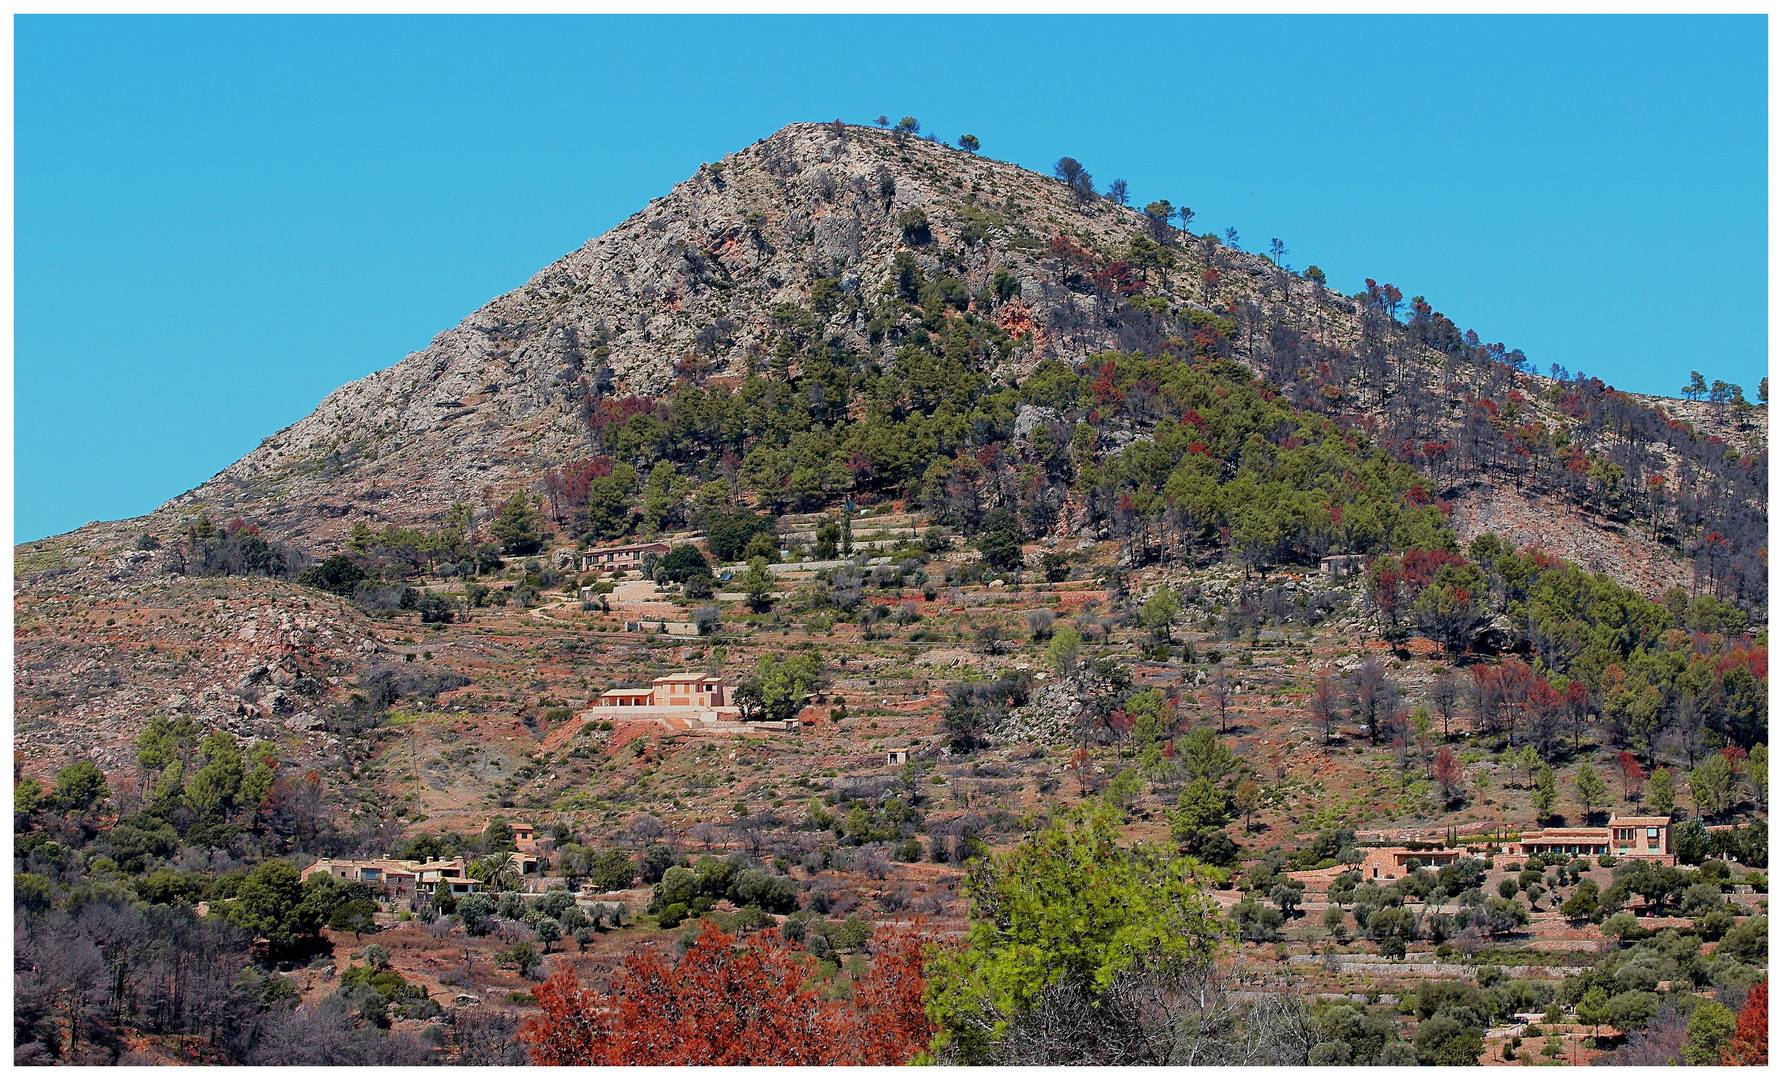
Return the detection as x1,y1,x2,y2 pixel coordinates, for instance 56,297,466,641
15,120,1766,763
13,120,1768,1067
29,124,1760,610
58,122,1350,545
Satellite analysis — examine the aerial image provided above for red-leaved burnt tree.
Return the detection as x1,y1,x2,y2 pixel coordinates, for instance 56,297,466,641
542,457,613,528
1524,675,1566,761
1068,746,1096,796
1432,746,1463,806
1722,978,1767,1065
1617,751,1647,803
1563,678,1593,750
1049,234,1093,286
522,920,932,1065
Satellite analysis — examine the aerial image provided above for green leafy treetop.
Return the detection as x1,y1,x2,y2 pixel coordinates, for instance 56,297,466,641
1648,766,1675,816
185,733,246,822
135,714,198,775
1043,625,1082,676
1690,753,1735,819
297,553,366,597
1682,1001,1737,1065
733,650,824,722
586,463,639,540
1170,777,1231,837
1574,764,1607,821
924,803,1233,1064
1531,764,1557,822
814,518,842,559
706,510,776,561
975,509,1024,572
491,491,544,554
51,761,109,814
658,544,710,583
483,816,517,853
14,776,44,816
738,556,776,611
1138,589,1182,641
221,860,328,952
741,530,780,562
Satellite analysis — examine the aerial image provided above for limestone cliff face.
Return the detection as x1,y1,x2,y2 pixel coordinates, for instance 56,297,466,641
150,122,1317,544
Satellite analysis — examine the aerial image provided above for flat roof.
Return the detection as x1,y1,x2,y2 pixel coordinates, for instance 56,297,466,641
657,672,720,681
602,687,656,694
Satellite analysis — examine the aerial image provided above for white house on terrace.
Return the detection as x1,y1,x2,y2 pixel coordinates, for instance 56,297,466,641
588,672,754,731
598,672,728,710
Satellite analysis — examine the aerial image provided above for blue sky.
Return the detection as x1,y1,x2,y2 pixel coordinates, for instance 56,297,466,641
16,15,1767,542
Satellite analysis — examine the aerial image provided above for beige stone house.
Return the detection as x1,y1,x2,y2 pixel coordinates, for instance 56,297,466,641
1500,815,1675,866
303,855,480,902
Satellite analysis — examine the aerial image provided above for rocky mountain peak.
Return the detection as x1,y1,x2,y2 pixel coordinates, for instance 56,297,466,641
144,121,1321,546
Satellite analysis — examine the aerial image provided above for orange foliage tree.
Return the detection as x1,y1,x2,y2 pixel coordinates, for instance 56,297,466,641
1431,745,1463,805
522,919,932,1065
1722,978,1766,1066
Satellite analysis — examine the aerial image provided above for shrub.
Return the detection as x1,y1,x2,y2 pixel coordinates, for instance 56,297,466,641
638,843,677,884
495,940,543,978
1599,990,1659,1030
416,592,455,623
298,553,367,596
457,894,494,935
659,545,710,583
897,208,932,243
1414,1011,1484,1065
707,512,777,561
491,493,544,554
1714,915,1767,964
587,849,636,892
